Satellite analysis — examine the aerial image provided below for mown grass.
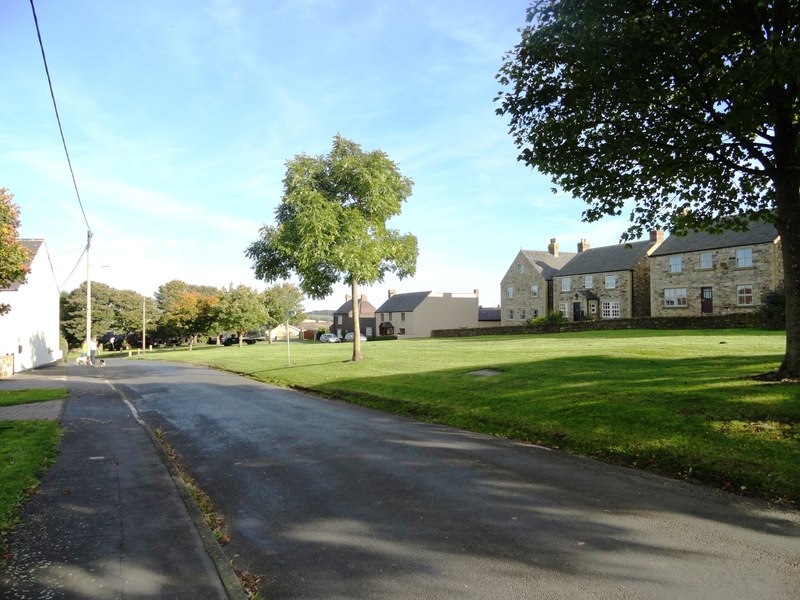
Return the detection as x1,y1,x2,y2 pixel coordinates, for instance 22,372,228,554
0,389,65,535
138,329,799,503
0,388,67,407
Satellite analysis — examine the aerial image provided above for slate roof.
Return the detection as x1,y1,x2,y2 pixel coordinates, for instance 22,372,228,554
1,239,40,292
556,240,656,277
649,221,779,256
478,306,501,321
333,298,376,316
520,250,577,280
375,291,431,313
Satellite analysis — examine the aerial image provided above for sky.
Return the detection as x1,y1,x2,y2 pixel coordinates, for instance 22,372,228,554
2,0,632,311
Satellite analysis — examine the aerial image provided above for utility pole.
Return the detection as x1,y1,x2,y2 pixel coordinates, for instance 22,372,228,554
85,231,92,352
141,294,146,354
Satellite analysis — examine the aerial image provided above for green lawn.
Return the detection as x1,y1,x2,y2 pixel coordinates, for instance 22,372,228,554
0,388,65,534
139,329,799,503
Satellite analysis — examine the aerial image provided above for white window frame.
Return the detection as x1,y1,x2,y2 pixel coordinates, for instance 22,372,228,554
669,255,682,273
530,284,539,298
601,301,621,319
519,308,526,321
605,275,617,289
699,252,712,270
558,302,568,317
664,287,688,307
337,315,343,325
737,284,754,306
506,286,514,299
518,263,524,274
561,278,571,292
584,275,593,289
736,248,753,268
507,309,514,320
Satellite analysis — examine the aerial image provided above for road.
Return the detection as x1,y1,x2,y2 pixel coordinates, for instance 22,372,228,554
108,360,799,599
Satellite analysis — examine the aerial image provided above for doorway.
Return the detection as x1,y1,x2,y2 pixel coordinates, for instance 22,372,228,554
701,287,713,314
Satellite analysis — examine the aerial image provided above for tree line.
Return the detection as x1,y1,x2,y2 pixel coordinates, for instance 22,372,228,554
60,279,306,350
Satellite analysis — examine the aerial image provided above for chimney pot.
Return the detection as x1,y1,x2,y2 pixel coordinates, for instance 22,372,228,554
650,229,664,243
547,238,559,257
577,239,590,253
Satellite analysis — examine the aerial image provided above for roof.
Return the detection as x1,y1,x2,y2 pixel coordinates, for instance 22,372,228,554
375,291,431,313
650,221,779,256
556,240,655,277
520,250,577,280
1,239,40,292
479,306,501,321
333,298,377,316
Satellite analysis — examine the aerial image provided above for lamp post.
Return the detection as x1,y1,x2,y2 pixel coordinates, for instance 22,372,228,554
85,231,92,355
142,294,147,354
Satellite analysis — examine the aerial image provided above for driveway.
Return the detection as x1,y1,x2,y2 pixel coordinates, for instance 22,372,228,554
108,359,799,599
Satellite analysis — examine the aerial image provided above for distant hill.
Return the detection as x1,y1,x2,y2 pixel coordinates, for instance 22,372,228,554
306,310,334,321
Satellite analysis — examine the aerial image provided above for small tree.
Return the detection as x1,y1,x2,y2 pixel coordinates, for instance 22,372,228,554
246,135,418,361
0,188,30,315
216,285,267,347
263,282,306,344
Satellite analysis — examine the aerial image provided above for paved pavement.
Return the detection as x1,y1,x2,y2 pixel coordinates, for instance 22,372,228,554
0,363,245,599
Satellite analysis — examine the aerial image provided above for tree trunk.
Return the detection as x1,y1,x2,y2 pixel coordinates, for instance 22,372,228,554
351,279,363,362
774,174,800,378
238,331,243,348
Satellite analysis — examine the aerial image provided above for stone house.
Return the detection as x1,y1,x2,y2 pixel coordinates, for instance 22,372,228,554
332,294,376,339
552,232,663,321
375,290,480,338
500,239,576,325
0,239,63,375
649,221,782,317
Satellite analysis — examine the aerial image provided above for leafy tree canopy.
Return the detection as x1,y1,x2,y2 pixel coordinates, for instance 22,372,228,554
0,188,30,315
497,1,800,377
263,282,307,335
246,135,417,361
216,284,267,347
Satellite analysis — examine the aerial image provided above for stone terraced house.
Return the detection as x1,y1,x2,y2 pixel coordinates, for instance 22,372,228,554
649,221,782,317
552,232,664,321
499,239,576,325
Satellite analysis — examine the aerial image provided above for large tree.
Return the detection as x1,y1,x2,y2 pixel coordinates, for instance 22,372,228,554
0,188,30,315
496,1,800,378
246,135,418,361
216,285,267,347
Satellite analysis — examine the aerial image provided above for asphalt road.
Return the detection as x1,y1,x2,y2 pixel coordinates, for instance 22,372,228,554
109,359,799,600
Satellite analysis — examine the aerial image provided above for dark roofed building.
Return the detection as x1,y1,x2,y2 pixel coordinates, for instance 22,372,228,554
332,294,376,339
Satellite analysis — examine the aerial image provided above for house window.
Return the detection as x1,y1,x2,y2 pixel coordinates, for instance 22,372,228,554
507,309,514,320
366,327,373,337
589,303,597,314
664,288,688,307
530,284,539,298
380,313,385,322
584,275,593,289
518,263,524,274
737,284,754,306
561,278,571,292
532,309,539,318
558,303,568,317
399,328,406,335
602,301,621,318
337,315,343,325
401,312,406,321
669,256,682,273
736,248,753,268
605,275,617,289
506,286,514,299
699,252,712,270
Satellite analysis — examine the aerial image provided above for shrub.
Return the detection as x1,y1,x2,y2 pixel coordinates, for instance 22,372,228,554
758,286,785,330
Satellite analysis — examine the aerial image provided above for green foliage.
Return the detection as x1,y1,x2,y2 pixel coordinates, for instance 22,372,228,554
60,282,155,348
263,282,306,330
496,1,800,376
216,285,267,346
528,310,566,326
0,188,31,315
759,286,786,330
246,135,418,299
0,388,67,407
155,280,222,346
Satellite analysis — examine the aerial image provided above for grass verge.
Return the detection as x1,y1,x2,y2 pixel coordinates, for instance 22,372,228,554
0,421,61,535
0,388,67,407
137,329,800,504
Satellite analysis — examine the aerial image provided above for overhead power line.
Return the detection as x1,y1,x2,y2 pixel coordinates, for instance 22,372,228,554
28,0,92,235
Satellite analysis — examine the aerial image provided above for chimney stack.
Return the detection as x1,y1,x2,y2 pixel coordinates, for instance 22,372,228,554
547,238,559,257
650,229,664,243
345,294,352,302
360,294,367,302
388,289,397,298
577,239,590,253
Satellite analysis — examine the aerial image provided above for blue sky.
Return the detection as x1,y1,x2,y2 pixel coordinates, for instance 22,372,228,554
2,0,630,310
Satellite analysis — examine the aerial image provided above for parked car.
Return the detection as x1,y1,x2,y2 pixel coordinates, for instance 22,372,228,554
344,332,367,342
319,333,340,343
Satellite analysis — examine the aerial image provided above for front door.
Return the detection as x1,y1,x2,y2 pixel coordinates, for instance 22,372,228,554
701,287,713,314
572,302,582,321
